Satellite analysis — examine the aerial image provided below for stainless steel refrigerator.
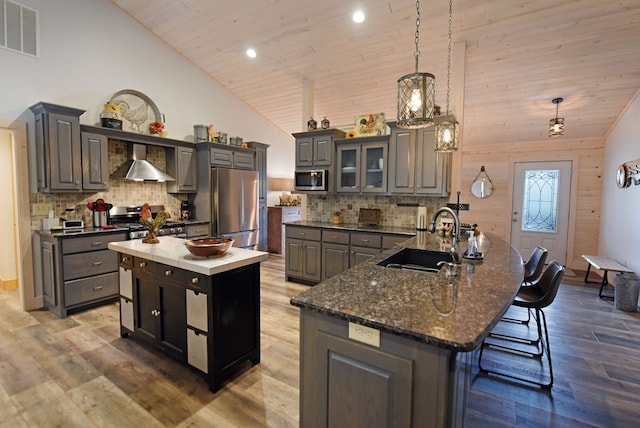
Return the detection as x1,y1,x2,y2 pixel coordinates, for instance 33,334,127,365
211,168,259,249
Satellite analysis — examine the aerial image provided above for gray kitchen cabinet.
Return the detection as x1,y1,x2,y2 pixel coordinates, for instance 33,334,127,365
335,136,389,193
388,121,451,196
81,132,109,191
29,102,85,192
285,226,322,283
248,142,269,251
350,231,382,267
166,145,197,193
350,246,380,266
322,229,350,280
39,230,127,318
293,129,346,168
209,145,255,170
382,234,410,250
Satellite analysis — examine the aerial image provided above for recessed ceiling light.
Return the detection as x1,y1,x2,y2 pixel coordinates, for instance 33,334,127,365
352,10,365,23
246,48,257,58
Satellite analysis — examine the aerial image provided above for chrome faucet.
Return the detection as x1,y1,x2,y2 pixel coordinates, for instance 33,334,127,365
428,206,461,263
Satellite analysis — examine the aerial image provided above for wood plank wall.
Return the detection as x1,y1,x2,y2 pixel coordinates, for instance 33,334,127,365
456,137,604,270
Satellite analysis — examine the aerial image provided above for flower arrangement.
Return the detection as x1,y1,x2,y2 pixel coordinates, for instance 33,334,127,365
332,209,344,224
149,121,167,137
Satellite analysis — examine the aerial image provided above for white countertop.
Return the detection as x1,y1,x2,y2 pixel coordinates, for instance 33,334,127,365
108,236,269,276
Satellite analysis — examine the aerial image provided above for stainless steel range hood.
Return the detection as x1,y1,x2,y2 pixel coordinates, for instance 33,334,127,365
110,144,175,182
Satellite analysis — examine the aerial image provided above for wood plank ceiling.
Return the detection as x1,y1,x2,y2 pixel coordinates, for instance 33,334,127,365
109,0,640,145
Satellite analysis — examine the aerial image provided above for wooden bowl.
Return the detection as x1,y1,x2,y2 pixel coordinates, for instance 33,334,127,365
184,237,234,257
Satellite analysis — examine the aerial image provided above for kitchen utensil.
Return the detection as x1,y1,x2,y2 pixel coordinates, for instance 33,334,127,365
93,211,108,227
184,237,234,257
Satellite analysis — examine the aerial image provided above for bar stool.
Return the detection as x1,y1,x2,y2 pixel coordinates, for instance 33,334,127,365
502,246,548,324
478,261,565,389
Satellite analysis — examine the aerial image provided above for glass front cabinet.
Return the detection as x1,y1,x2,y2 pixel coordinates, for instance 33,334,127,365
336,136,389,193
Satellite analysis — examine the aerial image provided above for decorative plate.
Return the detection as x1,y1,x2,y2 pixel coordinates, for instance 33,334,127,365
109,89,161,134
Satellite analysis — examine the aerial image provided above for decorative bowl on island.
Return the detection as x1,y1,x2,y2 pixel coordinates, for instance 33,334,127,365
184,237,234,257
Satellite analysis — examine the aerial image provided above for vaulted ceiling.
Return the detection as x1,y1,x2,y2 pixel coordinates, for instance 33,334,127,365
109,0,640,145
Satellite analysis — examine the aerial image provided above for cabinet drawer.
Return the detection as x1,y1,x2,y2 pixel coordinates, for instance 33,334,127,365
63,250,118,281
133,257,155,275
286,226,321,241
322,229,350,245
187,223,209,238
62,232,127,254
119,266,132,299
187,289,208,332
350,232,382,249
119,252,133,269
64,271,118,306
155,264,186,284
210,148,233,166
120,297,134,331
233,152,255,170
382,234,411,249
186,272,209,292
187,328,208,373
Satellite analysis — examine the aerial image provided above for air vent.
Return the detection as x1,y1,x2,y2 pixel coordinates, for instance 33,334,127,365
1,0,38,57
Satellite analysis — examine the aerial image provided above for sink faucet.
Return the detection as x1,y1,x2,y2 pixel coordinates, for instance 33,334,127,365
428,206,461,263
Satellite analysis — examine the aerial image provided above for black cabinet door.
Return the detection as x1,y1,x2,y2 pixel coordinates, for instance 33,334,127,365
158,281,187,360
134,272,158,342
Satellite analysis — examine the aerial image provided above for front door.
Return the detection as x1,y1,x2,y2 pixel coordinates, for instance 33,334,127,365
511,161,572,265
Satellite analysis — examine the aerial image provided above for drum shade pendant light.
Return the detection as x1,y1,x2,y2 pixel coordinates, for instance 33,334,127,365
397,0,435,129
548,97,565,137
435,0,458,152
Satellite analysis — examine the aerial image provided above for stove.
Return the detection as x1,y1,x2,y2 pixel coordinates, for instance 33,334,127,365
109,205,185,240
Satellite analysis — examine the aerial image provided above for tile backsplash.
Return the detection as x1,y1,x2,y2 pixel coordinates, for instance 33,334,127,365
30,141,188,230
306,194,448,228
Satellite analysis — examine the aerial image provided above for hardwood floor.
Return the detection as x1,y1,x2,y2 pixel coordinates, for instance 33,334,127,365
1,255,639,427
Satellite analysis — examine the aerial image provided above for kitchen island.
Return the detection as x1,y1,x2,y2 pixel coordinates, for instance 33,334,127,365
290,231,523,427
108,236,269,392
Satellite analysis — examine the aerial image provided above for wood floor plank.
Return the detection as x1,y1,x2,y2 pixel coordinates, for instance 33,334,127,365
0,259,639,426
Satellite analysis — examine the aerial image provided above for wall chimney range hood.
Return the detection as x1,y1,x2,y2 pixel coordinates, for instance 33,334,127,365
110,144,175,182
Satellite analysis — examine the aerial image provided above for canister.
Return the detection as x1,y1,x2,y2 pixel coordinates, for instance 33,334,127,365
194,124,209,143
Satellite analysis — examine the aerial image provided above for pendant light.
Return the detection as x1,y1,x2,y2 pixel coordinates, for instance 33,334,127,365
435,0,458,152
397,0,435,129
548,97,565,137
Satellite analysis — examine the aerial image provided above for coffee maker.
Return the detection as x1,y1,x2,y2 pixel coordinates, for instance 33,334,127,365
180,200,192,220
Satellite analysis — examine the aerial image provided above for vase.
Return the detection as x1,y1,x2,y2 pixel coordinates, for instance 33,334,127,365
332,215,341,225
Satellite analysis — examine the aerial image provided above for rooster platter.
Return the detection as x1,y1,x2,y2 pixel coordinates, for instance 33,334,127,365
109,89,162,134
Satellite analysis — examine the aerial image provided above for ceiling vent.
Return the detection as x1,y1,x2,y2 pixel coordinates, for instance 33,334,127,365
1,0,38,57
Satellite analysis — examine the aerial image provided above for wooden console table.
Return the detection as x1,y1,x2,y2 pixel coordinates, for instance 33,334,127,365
268,206,302,254
582,254,635,299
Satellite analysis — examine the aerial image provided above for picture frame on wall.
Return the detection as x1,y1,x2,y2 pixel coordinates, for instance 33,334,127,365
354,113,386,136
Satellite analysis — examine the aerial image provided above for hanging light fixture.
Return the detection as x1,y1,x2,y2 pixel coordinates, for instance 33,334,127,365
548,97,565,137
397,0,435,129
435,0,458,152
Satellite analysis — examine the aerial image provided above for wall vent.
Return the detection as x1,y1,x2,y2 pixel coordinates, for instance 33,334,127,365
1,0,38,57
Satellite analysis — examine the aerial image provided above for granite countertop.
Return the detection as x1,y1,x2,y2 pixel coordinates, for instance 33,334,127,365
285,220,417,235
37,226,128,238
108,236,269,276
290,231,524,352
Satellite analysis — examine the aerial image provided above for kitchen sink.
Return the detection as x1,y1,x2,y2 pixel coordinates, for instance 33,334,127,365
377,248,455,273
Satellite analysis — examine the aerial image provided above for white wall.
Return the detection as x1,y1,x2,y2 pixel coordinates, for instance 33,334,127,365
600,90,640,274
0,129,17,282
0,0,294,179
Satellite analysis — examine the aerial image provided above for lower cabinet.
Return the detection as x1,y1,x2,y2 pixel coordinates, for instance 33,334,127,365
300,309,469,427
286,225,413,285
118,255,260,392
39,231,127,318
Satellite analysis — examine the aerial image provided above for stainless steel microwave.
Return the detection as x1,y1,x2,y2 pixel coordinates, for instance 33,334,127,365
295,170,328,191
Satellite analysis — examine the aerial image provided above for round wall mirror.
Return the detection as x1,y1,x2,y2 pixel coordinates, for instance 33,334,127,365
471,178,493,198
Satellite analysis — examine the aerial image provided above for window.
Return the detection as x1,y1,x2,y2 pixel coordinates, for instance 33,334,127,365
521,169,559,233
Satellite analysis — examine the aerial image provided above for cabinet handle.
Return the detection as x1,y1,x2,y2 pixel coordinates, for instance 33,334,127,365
191,277,199,284
139,262,146,268
300,232,305,236
361,239,369,243
152,309,160,316
92,286,104,291
165,270,173,276
91,242,103,247
92,261,104,266
122,256,129,262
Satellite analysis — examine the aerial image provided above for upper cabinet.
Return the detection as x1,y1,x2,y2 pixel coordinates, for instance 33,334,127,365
30,102,87,192
293,129,346,168
388,122,451,196
166,146,197,193
81,132,109,191
335,136,389,193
